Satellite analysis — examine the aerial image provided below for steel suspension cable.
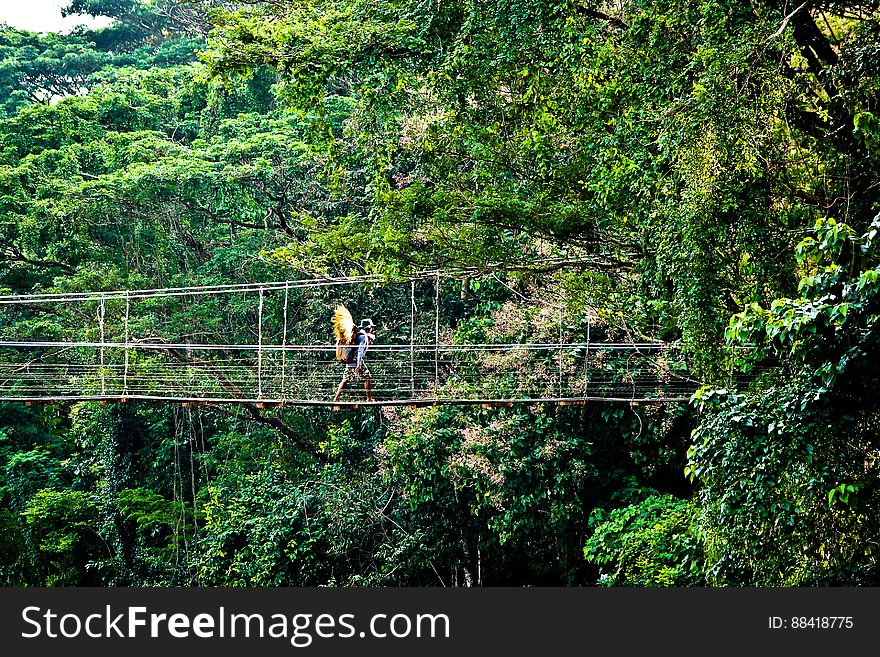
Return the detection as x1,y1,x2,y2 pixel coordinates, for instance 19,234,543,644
281,282,289,404
434,274,440,391
257,287,264,400
123,292,130,395
410,281,415,396
99,297,106,396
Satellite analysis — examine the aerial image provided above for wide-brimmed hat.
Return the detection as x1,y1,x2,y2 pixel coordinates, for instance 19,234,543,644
360,318,375,330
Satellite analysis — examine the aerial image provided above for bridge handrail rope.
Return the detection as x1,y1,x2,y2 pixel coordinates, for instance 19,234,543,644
0,340,679,351
0,260,610,305
0,273,444,304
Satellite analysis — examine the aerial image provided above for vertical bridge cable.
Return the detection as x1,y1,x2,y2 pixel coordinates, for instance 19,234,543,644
123,292,130,395
410,280,416,397
558,302,563,398
185,294,194,397
583,317,590,398
99,297,106,396
257,287,264,400
281,282,289,403
434,274,440,396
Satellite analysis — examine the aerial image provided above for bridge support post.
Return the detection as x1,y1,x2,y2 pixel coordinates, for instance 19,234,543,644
257,287,264,400
281,282,289,403
434,274,440,395
123,292,130,395
410,280,415,397
99,297,106,396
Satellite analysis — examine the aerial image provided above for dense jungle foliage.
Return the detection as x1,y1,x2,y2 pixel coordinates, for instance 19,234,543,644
1,0,879,586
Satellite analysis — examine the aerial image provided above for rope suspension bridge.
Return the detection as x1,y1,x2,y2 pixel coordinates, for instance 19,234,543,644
0,274,702,408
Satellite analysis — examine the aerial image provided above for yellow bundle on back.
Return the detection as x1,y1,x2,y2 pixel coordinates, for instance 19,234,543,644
333,304,355,345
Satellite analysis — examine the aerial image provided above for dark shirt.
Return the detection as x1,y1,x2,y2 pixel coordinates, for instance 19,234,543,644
346,331,370,368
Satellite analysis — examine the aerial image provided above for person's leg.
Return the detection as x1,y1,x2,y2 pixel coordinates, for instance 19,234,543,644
361,365,373,402
333,378,346,402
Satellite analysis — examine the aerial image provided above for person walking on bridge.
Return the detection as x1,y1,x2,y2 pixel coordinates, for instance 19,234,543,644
333,309,376,402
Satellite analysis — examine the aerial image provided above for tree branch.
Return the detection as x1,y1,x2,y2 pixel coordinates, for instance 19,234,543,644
164,347,331,463
765,1,811,42
2,247,76,275
573,5,630,30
